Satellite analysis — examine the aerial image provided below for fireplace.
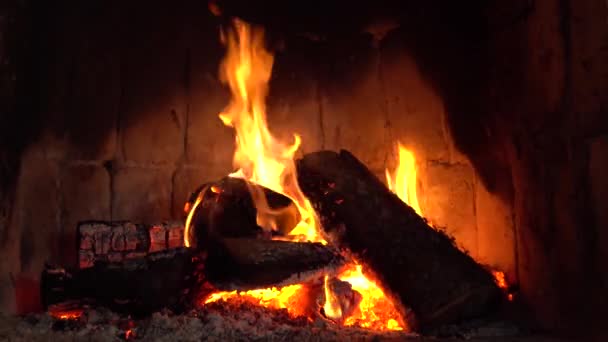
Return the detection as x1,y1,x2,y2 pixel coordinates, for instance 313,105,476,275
1,0,607,340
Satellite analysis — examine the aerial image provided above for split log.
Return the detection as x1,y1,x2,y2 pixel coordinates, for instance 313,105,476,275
296,150,501,331
43,239,344,314
78,221,184,269
185,177,301,249
206,238,345,290
42,248,205,315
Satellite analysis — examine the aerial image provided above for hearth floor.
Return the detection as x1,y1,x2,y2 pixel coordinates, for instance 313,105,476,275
0,302,564,342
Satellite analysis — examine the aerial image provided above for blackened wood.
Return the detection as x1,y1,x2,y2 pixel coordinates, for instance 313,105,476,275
77,221,184,269
296,150,501,331
42,248,206,316
44,239,344,315
205,238,345,290
186,177,300,249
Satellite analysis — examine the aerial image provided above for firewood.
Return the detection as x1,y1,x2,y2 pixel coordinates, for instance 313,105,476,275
206,238,345,290
42,248,205,315
185,177,301,249
296,150,501,331
43,239,344,315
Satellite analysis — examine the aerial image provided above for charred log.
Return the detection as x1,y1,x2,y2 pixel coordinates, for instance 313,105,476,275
45,238,343,315
42,248,205,316
185,177,301,249
296,150,501,331
205,238,344,290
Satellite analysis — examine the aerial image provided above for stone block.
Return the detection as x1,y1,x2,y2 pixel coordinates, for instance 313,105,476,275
266,41,324,156
589,135,608,285
476,178,516,280
320,42,390,176
421,162,477,257
61,164,111,266
186,71,234,167
380,46,449,162
120,5,188,163
58,5,125,161
7,144,59,282
112,166,173,222
570,1,608,124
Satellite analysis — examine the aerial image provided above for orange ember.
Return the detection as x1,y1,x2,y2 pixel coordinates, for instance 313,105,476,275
492,270,514,301
188,17,405,331
203,284,308,317
386,143,422,215
50,309,83,320
338,264,405,331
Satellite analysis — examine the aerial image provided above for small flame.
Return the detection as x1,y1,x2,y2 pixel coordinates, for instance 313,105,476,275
338,264,405,331
323,275,343,320
385,143,422,216
184,186,207,247
492,270,514,301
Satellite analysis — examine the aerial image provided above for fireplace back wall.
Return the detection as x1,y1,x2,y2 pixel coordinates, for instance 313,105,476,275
1,0,607,338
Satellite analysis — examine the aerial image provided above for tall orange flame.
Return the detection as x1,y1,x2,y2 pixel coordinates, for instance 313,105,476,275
386,143,422,215
218,18,322,243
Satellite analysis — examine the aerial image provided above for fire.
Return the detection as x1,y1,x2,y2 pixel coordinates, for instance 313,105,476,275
49,309,83,320
323,275,343,320
385,143,422,215
203,284,306,317
190,17,405,331
492,270,514,301
338,264,405,331
215,18,322,243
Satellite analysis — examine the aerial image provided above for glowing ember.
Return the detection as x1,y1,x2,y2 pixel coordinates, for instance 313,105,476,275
203,284,306,317
50,309,83,320
323,275,343,321
189,17,405,332
338,264,405,331
492,270,514,301
386,143,422,215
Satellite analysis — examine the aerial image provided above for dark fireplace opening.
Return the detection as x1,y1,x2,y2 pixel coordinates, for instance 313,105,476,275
1,0,607,340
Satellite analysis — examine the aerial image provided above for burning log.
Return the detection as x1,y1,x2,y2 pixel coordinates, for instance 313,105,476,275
185,177,301,248
296,150,502,331
44,238,343,315
207,238,344,290
42,248,204,315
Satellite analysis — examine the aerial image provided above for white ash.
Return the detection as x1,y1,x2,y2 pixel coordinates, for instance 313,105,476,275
0,301,555,342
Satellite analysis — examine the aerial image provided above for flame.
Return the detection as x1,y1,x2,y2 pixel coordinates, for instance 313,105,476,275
492,270,514,301
385,143,422,216
203,284,306,316
192,18,405,331
338,264,405,331
50,309,83,320
323,275,343,320
216,18,322,243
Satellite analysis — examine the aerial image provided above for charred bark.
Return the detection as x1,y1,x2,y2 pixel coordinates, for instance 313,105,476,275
296,150,501,330
185,177,301,249
45,238,343,315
